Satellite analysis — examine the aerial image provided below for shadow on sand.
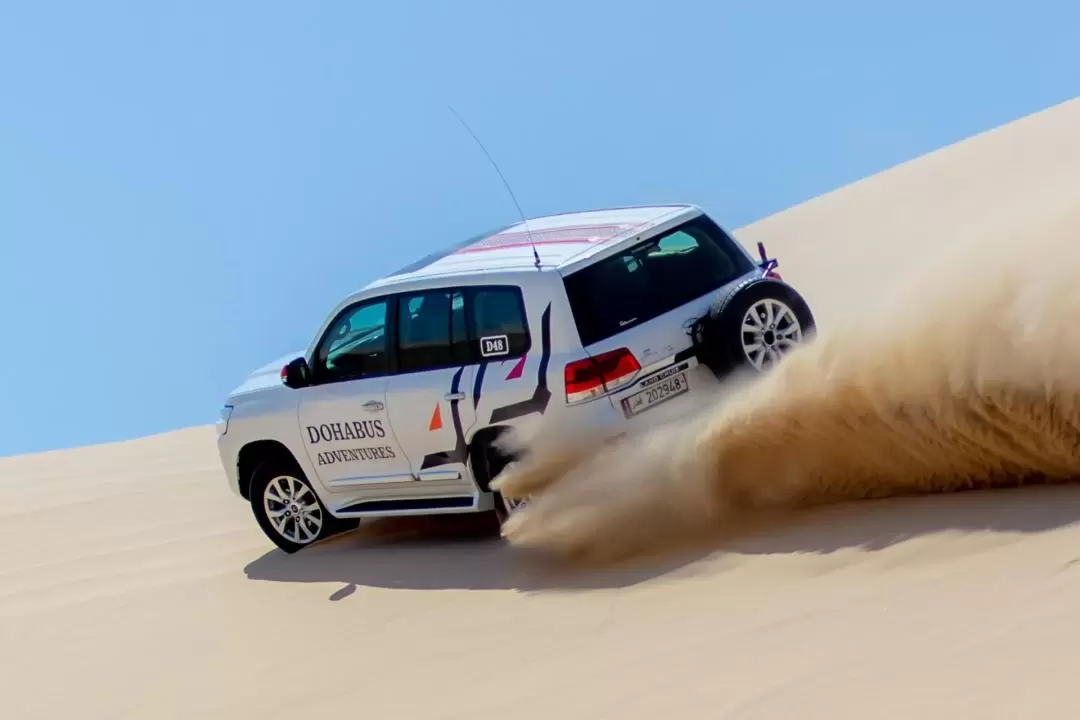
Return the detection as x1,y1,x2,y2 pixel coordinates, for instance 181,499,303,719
243,483,1080,599
243,511,716,596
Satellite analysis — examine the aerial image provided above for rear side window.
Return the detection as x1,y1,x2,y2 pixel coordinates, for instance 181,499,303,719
471,287,530,359
562,215,753,346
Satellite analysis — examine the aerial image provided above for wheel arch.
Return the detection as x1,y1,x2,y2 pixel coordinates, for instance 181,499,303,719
236,439,303,501
466,424,517,492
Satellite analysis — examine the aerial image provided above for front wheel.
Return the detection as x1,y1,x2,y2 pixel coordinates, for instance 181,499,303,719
249,459,354,553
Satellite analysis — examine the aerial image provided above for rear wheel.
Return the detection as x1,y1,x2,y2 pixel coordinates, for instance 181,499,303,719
494,493,528,525
470,429,528,525
249,458,356,553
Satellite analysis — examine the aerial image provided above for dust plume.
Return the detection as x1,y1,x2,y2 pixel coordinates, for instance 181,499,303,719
491,199,1080,567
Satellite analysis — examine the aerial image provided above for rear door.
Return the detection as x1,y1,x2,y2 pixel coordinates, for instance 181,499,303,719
382,283,537,481
295,295,414,487
560,214,755,416
383,287,476,483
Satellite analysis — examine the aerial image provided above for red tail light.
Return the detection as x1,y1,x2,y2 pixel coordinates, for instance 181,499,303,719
564,347,641,404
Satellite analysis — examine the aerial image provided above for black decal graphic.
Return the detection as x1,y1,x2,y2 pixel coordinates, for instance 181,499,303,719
420,366,468,470
343,423,358,441
306,426,321,444
489,303,552,424
472,361,488,409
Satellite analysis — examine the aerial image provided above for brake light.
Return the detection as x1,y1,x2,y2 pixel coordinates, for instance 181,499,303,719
564,347,641,404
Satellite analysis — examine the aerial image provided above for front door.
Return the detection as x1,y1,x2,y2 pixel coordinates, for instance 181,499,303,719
296,295,413,487
384,288,477,482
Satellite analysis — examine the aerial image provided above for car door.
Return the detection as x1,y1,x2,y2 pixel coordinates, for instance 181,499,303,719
383,287,477,483
296,295,414,488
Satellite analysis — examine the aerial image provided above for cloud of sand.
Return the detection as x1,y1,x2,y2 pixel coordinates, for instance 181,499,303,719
491,197,1080,566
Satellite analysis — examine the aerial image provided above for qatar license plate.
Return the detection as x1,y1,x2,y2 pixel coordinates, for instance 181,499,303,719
620,368,689,418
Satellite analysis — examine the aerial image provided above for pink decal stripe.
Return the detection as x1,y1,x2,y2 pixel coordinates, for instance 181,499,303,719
505,355,527,380
452,223,636,255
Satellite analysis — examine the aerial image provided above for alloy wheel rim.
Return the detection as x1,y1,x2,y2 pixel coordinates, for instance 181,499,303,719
262,475,324,544
740,298,803,370
502,495,528,515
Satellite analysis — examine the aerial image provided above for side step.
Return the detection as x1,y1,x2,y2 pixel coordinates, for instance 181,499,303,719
335,495,477,516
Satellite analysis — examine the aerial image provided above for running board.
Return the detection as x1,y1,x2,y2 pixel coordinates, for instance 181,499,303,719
335,495,478,516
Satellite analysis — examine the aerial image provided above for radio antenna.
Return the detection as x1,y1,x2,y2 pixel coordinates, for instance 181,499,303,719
447,105,541,269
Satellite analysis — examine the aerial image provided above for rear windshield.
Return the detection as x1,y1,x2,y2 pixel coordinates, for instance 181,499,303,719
562,215,754,347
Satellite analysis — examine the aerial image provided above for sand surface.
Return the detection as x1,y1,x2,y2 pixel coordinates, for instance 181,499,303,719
5,97,1080,719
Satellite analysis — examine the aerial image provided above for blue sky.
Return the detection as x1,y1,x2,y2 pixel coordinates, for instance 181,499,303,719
1,0,1077,456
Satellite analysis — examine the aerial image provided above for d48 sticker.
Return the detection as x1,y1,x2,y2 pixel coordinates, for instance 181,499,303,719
480,334,509,358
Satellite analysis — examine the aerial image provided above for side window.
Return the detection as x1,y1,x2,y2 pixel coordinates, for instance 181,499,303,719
315,298,390,382
471,287,530,359
397,289,469,373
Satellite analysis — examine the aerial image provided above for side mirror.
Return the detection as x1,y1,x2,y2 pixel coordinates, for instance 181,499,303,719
280,357,311,389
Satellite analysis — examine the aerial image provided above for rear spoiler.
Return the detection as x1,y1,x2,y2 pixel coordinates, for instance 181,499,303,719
756,241,782,279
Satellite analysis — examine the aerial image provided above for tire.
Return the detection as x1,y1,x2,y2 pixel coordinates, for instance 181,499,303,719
248,457,356,554
469,429,526,526
692,277,816,378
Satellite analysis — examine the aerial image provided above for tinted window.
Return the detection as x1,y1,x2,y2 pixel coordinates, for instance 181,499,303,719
315,298,390,381
471,287,530,359
391,285,530,374
562,215,753,346
397,289,469,372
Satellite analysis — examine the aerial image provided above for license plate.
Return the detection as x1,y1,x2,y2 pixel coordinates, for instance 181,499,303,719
620,370,689,417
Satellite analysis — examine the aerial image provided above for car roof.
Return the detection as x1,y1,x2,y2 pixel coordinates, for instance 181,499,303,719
364,203,700,290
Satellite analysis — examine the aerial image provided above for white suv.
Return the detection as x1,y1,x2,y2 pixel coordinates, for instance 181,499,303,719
215,204,816,553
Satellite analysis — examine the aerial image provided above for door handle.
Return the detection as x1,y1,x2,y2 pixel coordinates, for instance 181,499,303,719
362,400,384,412
444,392,466,401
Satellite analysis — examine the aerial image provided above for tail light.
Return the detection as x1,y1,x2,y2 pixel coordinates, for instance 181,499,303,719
564,347,641,404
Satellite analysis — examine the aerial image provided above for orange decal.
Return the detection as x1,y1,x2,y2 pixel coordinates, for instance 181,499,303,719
429,403,443,431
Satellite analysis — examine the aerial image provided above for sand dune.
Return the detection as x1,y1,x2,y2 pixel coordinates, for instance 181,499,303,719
5,97,1080,719
493,145,1080,566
